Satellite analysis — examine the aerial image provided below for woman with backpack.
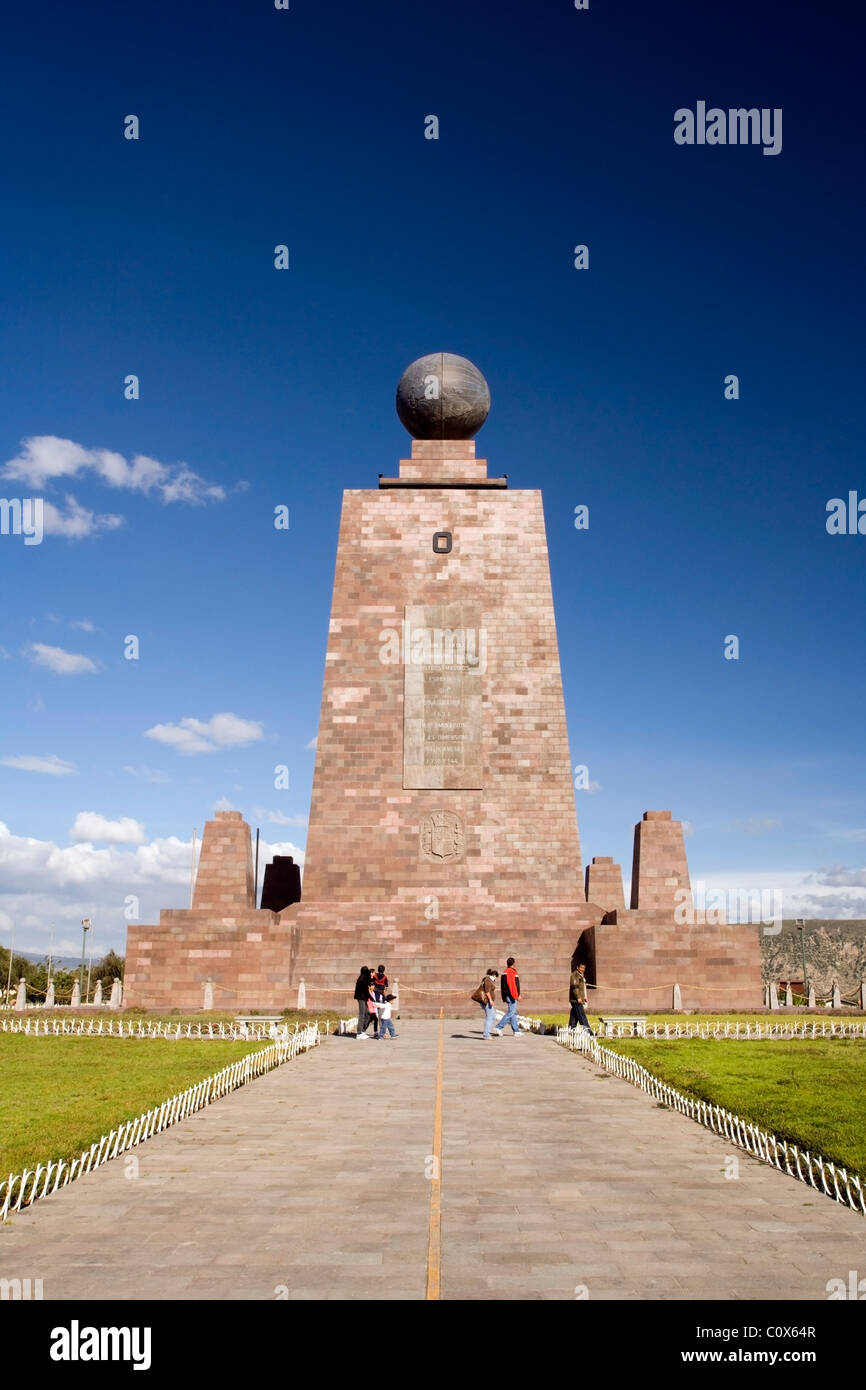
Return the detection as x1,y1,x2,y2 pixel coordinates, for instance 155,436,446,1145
471,968,500,1039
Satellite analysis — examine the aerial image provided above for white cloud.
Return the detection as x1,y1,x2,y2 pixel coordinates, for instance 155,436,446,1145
262,840,305,871
69,812,146,845
305,736,318,751
691,869,866,921
213,796,236,812
793,891,866,918
2,436,225,505
144,724,215,755
253,808,309,828
159,467,225,504
0,821,304,956
144,712,264,756
28,643,98,675
733,817,781,834
0,754,77,776
123,765,171,784
814,863,866,889
69,619,96,632
41,495,124,540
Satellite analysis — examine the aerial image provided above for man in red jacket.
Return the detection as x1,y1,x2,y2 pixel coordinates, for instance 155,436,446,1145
496,957,521,1036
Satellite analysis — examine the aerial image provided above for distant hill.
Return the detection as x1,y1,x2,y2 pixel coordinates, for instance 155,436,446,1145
16,951,83,970
762,919,866,994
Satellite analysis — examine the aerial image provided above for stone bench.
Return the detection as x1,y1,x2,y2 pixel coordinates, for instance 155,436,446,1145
600,1016,647,1037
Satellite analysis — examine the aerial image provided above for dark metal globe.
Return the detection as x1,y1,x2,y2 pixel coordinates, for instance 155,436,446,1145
396,352,490,439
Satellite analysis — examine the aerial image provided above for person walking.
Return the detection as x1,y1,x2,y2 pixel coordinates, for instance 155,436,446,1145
495,957,521,1036
353,966,377,1039
472,968,500,1039
568,962,593,1034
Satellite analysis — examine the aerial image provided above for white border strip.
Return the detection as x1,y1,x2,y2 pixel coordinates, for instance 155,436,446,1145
602,1020,866,1040
0,1017,315,1042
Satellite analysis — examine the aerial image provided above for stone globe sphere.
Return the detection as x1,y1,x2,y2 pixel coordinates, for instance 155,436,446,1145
395,352,490,439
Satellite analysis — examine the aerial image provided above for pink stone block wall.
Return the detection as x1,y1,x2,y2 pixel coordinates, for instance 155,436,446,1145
191,811,255,913
585,856,625,913
630,811,690,912
301,479,584,905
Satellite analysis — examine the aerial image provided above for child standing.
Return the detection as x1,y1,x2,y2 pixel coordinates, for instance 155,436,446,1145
377,993,398,1039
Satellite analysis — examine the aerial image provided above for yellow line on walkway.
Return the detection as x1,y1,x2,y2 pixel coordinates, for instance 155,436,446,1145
425,1007,444,1301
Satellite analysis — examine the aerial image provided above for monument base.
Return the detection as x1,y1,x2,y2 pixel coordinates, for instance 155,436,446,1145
125,901,765,1015
124,901,606,1016
124,909,286,1013
577,911,765,1011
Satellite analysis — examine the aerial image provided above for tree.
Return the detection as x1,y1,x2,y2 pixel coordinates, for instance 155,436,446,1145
0,947,38,1003
93,950,124,990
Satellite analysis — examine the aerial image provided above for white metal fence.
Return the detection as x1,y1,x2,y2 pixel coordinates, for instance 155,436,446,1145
0,1023,320,1223
599,1020,866,1040
0,1016,311,1042
556,1026,865,1216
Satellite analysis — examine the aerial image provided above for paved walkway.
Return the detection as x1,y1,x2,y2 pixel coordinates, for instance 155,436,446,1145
1,1021,863,1300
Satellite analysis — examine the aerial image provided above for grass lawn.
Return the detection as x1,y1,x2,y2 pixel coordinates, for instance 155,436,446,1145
0,1035,269,1177
603,1038,866,1177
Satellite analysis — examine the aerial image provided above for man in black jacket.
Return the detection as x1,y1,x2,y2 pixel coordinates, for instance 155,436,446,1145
568,962,593,1034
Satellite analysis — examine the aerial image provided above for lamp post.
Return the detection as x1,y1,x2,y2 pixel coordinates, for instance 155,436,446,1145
795,918,808,1004
79,918,91,1004
3,924,13,1007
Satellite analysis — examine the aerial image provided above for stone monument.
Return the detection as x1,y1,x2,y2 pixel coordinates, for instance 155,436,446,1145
124,354,763,1013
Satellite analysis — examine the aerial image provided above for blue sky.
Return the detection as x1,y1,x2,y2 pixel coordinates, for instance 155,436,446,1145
1,0,865,956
